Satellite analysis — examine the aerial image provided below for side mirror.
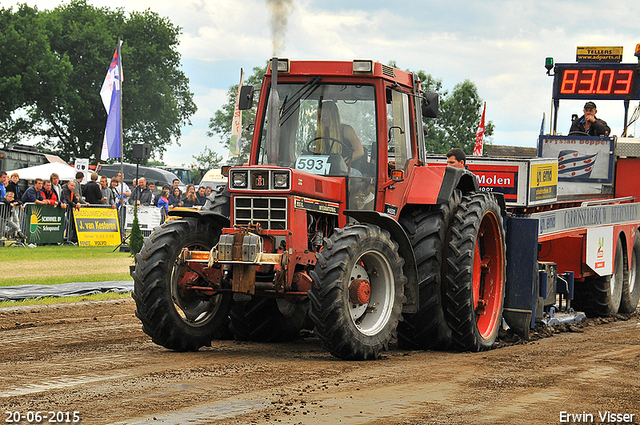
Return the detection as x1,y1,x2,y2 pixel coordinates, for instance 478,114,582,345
238,86,254,110
422,92,439,118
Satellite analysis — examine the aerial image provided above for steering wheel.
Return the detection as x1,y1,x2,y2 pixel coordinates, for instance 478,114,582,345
306,137,354,159
568,131,590,136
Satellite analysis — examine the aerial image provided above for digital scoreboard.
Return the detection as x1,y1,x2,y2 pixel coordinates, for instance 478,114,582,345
552,63,640,100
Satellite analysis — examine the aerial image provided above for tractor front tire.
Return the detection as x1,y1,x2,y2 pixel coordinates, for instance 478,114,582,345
132,218,232,351
309,224,406,360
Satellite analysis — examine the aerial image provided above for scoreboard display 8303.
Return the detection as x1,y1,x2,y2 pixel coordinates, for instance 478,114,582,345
553,63,640,100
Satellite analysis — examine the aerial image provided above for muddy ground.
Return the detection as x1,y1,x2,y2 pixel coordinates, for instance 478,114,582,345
1,299,639,425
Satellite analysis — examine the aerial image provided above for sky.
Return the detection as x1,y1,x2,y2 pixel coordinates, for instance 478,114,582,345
7,0,640,166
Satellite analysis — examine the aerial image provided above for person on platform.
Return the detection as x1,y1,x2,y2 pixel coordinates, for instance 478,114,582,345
84,172,102,204
446,148,467,169
569,101,611,136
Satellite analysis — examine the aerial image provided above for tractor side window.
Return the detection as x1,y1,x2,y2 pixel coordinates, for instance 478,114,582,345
387,90,412,173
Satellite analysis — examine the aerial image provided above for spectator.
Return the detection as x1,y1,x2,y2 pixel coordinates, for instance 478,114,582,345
1,191,25,239
62,181,81,211
62,181,81,243
22,178,45,204
101,176,116,208
148,181,156,205
157,188,170,215
130,177,152,206
115,172,131,202
172,178,181,191
50,173,66,208
84,172,102,204
0,171,7,199
196,186,207,206
110,178,125,206
73,171,88,205
6,173,22,201
40,180,59,206
205,186,213,197
169,187,183,207
182,184,198,207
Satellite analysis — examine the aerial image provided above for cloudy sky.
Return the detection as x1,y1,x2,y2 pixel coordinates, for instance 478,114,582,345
8,0,640,166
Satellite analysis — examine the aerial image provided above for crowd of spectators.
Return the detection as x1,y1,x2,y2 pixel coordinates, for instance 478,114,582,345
1,169,216,242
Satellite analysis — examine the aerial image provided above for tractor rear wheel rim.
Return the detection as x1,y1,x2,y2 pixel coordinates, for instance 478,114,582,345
473,211,504,339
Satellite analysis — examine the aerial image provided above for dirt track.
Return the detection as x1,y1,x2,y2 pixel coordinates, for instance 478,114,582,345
1,299,639,425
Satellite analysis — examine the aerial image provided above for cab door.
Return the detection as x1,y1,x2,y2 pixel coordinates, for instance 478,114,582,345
381,86,418,217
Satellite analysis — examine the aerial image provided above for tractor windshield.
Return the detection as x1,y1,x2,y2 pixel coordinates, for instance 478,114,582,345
257,83,378,186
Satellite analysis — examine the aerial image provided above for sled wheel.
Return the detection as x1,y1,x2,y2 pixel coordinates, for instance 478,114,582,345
445,193,506,351
574,236,625,316
132,218,231,351
620,231,640,313
309,224,406,360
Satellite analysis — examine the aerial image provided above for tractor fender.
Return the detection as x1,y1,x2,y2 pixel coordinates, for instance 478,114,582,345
167,210,230,229
343,210,418,314
436,166,479,204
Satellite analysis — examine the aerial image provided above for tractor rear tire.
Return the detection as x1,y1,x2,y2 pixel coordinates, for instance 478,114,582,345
574,236,625,316
229,297,308,342
444,193,506,352
132,218,232,351
309,224,406,360
619,231,640,313
396,191,461,351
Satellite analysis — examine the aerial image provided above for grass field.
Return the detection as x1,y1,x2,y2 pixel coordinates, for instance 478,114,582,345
0,245,134,287
0,245,135,307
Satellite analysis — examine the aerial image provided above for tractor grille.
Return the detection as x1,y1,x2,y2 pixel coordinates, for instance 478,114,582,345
234,196,287,230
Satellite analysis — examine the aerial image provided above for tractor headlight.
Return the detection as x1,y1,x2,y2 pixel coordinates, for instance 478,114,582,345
273,172,289,189
231,171,248,188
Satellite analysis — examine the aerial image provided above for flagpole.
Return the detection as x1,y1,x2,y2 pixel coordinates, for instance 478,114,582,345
118,37,124,196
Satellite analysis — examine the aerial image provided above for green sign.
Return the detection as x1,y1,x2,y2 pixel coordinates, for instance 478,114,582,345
25,204,66,245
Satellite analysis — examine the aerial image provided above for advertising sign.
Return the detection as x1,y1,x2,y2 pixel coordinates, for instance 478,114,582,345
24,204,65,245
586,226,614,276
529,162,558,203
73,207,121,246
538,136,614,183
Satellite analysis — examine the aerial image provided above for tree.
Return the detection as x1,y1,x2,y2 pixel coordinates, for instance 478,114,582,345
193,146,224,170
206,65,266,164
417,71,494,155
0,1,196,163
0,4,71,143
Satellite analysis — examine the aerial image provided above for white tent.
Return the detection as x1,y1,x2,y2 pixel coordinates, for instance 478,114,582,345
6,162,77,182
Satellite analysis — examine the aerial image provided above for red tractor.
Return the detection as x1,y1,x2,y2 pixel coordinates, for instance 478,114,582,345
131,58,508,359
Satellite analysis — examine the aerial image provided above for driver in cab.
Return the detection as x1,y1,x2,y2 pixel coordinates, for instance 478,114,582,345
316,101,364,162
569,101,611,136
